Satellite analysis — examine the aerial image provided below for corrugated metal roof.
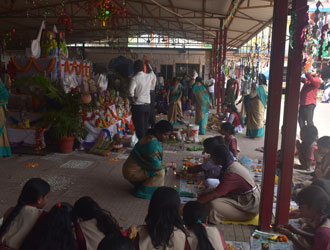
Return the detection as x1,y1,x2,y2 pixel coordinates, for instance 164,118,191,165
0,0,275,48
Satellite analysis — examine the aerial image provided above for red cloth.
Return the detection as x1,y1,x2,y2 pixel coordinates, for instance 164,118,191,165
313,226,330,250
231,112,241,127
214,172,253,196
225,135,238,157
300,73,322,106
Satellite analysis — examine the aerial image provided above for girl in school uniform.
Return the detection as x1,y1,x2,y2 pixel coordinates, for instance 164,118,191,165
279,185,330,250
186,137,223,189
221,122,240,158
134,187,188,250
224,103,243,133
0,178,50,250
20,202,84,250
183,201,228,250
73,196,121,250
315,136,330,178
198,145,259,224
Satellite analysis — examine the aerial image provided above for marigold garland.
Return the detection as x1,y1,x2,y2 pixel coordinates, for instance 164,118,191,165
61,59,92,79
11,57,56,73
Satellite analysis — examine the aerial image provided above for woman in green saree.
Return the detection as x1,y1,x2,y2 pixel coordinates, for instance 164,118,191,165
0,79,11,157
167,78,183,125
122,120,173,199
192,77,211,135
225,78,239,106
246,74,268,138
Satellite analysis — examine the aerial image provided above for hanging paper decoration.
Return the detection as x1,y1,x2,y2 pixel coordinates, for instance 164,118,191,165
94,0,127,27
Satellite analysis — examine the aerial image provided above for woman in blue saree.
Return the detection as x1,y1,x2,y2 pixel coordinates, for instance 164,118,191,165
122,120,173,199
192,77,211,135
167,78,183,125
0,79,11,157
246,74,268,138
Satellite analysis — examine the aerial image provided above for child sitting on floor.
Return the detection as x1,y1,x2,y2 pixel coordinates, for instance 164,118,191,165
294,125,318,171
221,122,240,158
186,137,224,188
155,90,168,115
183,201,228,250
315,152,330,180
134,187,188,250
20,202,83,250
73,196,122,250
0,178,50,250
279,185,330,249
315,136,330,174
224,103,243,133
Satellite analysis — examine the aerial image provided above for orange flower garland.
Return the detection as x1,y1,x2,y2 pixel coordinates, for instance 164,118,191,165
11,57,56,73
62,59,92,78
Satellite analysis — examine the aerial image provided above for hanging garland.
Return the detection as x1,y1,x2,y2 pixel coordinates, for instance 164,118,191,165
289,12,297,50
60,59,92,79
64,59,84,75
318,24,329,61
10,57,56,73
313,1,322,38
289,5,309,61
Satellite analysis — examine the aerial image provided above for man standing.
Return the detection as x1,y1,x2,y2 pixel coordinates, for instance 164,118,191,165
298,68,322,129
205,73,215,108
148,63,157,128
192,68,198,83
129,60,156,140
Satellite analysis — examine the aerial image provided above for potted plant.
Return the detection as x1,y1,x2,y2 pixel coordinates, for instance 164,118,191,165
43,89,83,153
13,74,83,153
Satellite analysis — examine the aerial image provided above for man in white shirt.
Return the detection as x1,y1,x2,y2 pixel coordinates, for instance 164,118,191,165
206,73,215,108
128,60,156,140
192,68,198,83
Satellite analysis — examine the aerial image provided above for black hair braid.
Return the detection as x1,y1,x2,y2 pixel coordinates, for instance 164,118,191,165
0,178,50,237
192,224,215,250
73,196,121,238
183,201,215,250
0,202,26,237
95,208,121,237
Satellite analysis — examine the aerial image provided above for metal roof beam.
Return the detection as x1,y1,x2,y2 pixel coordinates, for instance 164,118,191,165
126,0,225,17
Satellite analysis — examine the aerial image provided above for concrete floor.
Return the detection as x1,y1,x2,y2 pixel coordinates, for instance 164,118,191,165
0,113,264,243
1,102,328,243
